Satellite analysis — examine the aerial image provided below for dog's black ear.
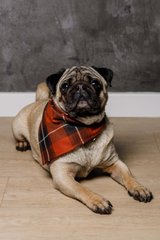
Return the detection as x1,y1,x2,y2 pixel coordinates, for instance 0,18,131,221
92,66,113,87
46,68,65,94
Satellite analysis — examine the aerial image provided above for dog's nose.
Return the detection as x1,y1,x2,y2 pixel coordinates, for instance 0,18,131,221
77,84,86,92
77,84,83,91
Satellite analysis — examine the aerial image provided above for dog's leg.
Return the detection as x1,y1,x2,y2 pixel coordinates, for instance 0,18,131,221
50,162,113,214
102,160,153,202
12,113,31,152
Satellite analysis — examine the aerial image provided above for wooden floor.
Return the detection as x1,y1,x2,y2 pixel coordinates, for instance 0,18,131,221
0,117,160,240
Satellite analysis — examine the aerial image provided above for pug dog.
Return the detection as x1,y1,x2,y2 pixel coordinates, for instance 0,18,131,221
12,66,153,214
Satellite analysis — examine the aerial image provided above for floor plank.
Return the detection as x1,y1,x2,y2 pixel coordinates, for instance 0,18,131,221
0,177,8,205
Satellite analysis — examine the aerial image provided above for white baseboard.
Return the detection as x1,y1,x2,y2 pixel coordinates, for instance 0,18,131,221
0,92,160,117
107,92,160,117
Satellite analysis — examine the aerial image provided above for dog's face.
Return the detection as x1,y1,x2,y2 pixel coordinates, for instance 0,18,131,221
46,66,113,125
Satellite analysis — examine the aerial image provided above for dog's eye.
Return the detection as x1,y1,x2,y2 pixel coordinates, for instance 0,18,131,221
60,82,70,93
90,79,102,92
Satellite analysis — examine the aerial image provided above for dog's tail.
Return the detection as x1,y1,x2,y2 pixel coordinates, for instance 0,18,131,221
35,82,51,101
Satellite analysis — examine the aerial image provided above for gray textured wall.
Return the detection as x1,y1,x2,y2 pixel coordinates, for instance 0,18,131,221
0,0,160,92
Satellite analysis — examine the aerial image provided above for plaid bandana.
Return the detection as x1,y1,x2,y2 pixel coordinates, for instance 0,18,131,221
39,100,106,165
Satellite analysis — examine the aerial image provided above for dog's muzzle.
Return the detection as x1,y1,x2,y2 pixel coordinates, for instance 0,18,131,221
65,82,101,117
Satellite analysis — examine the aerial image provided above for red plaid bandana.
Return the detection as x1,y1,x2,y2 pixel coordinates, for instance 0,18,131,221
39,100,106,165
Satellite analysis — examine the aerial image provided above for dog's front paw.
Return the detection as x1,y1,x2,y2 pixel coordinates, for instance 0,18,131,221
16,140,31,151
86,195,113,214
128,185,153,203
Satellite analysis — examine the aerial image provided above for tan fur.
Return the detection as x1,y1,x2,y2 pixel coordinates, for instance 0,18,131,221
12,80,153,214
36,82,51,101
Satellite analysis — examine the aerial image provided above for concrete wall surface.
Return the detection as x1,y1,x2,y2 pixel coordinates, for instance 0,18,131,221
0,0,160,92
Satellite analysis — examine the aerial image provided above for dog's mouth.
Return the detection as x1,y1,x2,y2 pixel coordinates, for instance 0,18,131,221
64,84,101,117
